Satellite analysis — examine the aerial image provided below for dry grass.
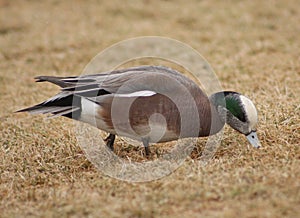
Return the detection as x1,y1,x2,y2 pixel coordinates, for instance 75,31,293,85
1,0,300,217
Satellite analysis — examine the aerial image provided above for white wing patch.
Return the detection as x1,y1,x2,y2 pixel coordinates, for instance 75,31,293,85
240,95,258,130
79,98,110,131
115,90,156,98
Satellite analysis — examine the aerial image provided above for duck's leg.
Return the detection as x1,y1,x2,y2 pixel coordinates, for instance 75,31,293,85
142,138,150,156
104,134,115,151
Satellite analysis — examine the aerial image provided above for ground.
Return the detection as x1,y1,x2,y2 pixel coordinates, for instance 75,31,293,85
0,0,299,217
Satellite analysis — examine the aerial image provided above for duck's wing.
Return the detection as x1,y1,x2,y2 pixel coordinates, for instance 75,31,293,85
37,66,189,96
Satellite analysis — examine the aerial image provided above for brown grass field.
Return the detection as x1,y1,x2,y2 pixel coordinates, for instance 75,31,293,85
1,0,299,217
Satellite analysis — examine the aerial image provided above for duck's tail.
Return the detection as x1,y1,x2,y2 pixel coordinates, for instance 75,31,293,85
16,94,82,119
16,92,82,119
17,75,112,119
16,76,81,118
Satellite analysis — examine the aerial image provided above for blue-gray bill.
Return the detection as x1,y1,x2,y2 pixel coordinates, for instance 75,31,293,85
246,131,261,148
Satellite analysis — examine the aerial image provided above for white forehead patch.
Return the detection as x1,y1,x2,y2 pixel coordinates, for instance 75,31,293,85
240,95,258,130
115,90,156,98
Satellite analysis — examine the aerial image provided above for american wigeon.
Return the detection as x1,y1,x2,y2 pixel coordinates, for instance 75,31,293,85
18,66,261,155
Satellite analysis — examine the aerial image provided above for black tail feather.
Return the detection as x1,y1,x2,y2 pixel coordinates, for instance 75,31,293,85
17,94,82,119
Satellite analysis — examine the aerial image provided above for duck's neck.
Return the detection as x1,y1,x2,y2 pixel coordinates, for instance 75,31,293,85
207,91,233,135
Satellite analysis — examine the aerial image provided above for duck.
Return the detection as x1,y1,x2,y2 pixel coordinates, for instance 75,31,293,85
17,65,261,155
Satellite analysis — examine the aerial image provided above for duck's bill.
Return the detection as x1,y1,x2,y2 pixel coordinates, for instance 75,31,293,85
246,131,261,148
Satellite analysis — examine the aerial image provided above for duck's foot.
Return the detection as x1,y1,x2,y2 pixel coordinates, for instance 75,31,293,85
104,134,115,151
142,137,150,157
144,146,150,156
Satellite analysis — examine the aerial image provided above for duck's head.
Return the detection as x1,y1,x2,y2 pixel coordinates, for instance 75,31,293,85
210,91,261,148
